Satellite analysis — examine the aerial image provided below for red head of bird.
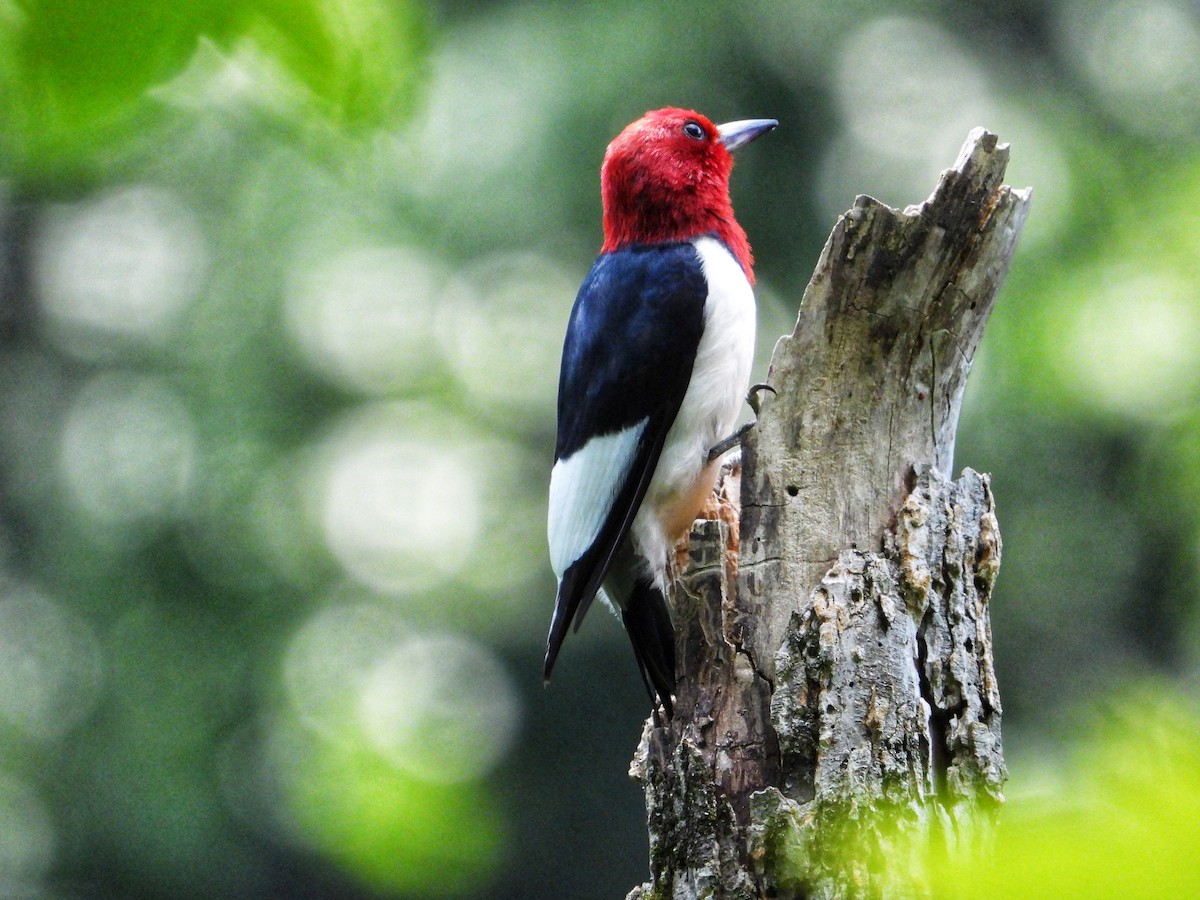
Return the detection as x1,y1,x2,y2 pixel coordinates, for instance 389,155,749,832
599,107,775,282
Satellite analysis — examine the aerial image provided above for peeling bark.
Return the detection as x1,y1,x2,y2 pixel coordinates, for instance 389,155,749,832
629,129,1030,899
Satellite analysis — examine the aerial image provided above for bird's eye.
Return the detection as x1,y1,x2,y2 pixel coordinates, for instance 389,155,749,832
683,121,706,141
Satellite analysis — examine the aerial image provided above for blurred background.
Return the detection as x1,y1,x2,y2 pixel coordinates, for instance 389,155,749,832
0,0,1197,897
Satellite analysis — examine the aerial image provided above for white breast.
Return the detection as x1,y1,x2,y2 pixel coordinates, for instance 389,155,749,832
632,236,756,569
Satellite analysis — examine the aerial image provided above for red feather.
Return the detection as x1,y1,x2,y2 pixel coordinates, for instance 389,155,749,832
599,108,755,283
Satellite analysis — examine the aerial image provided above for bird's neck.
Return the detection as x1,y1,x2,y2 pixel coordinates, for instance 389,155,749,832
600,180,755,283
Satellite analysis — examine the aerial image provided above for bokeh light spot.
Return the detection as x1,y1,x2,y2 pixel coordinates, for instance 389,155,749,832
283,605,519,783
286,245,445,395
833,17,988,158
438,252,571,411
278,604,513,894
359,632,519,783
310,405,482,592
1059,0,1200,138
1062,268,1200,420
409,18,557,192
283,602,412,742
59,373,197,526
0,585,103,741
34,185,208,357
820,16,1067,249
824,17,975,211
273,715,504,897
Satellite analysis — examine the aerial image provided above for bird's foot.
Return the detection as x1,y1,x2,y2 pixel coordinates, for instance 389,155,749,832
706,385,777,463
747,382,776,417
707,421,755,463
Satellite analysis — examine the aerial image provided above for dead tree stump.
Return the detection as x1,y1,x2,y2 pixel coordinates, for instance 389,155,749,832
629,128,1032,899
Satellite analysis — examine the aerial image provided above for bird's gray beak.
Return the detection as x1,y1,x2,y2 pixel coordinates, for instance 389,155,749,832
717,118,778,151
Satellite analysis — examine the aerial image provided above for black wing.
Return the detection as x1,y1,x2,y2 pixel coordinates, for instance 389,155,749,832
544,242,707,682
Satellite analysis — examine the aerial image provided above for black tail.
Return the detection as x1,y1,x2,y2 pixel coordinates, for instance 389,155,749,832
621,576,677,719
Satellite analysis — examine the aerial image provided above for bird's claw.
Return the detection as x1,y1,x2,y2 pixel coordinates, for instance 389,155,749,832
707,421,755,463
707,384,777,462
747,382,776,417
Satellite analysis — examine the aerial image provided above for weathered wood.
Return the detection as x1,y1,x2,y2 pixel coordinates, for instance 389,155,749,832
629,129,1030,899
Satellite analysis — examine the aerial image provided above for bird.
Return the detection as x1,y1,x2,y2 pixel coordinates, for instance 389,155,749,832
544,107,776,718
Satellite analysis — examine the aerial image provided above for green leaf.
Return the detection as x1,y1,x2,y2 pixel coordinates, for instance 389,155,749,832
0,0,429,182
246,0,428,131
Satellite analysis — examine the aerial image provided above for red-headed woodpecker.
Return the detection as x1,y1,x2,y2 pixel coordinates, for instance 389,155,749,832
544,108,776,718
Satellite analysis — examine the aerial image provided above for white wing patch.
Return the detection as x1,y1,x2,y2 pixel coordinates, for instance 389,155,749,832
547,419,648,578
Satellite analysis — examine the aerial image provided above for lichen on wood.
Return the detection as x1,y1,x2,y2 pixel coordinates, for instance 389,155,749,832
758,466,1006,897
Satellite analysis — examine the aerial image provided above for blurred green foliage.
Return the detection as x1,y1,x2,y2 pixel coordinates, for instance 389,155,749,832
0,0,1197,897
0,0,427,180
953,688,1200,898
282,726,504,897
792,689,1200,897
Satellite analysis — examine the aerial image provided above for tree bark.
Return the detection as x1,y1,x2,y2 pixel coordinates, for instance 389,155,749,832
628,129,1031,899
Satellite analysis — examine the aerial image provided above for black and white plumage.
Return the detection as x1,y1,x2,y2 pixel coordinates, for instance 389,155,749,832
543,108,775,717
